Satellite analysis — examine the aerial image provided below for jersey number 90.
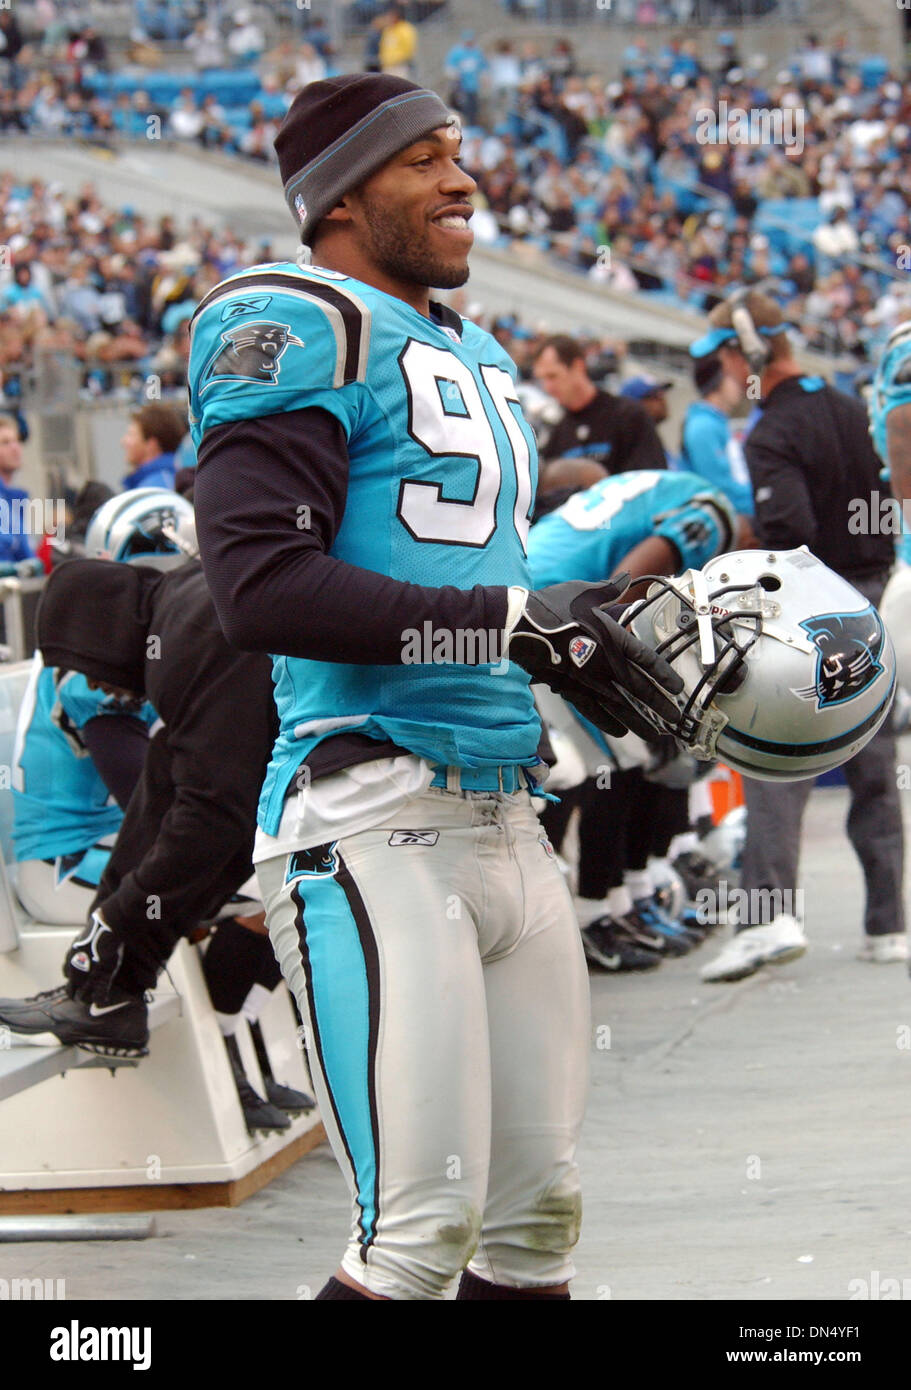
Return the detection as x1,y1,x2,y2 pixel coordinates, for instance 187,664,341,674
397,340,534,551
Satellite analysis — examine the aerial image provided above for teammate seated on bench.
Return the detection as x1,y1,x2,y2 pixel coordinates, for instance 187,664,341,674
0,557,313,1127
12,657,155,925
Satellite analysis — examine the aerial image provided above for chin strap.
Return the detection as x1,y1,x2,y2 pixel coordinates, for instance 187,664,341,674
689,566,717,669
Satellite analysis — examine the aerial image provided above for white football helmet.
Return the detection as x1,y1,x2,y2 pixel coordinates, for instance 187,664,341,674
621,548,896,781
85,488,197,569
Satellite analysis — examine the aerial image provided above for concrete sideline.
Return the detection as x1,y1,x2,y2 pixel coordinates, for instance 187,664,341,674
2,775,910,1299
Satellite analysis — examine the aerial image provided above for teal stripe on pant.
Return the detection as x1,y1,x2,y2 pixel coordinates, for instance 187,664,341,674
289,856,381,1253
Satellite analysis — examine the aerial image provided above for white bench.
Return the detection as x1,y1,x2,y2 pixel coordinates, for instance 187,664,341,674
0,662,324,1210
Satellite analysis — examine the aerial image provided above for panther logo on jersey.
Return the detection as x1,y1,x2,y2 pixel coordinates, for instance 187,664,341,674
285,843,340,882
792,608,886,709
200,320,304,391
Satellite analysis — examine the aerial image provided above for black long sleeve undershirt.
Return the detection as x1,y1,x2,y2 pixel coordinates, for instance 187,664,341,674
194,406,510,663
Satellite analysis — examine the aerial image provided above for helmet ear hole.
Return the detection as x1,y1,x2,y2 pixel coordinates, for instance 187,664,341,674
758,574,781,592
715,658,748,696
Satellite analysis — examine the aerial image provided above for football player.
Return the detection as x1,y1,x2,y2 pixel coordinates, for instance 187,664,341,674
187,74,683,1301
528,467,737,970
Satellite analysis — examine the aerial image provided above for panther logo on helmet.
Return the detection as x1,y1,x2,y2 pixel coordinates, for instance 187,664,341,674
201,320,304,390
624,548,896,783
793,609,886,709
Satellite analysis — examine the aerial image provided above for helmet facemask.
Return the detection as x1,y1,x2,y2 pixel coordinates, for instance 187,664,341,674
620,568,767,758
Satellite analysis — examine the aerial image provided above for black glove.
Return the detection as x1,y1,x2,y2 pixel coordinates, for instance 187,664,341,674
507,576,684,741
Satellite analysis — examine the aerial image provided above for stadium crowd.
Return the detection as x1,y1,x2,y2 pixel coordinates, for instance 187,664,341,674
2,14,910,364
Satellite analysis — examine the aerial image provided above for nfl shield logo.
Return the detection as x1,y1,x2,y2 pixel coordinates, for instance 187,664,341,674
569,635,596,668
294,193,307,225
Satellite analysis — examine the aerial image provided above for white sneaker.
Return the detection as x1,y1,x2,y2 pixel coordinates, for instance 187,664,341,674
856,933,909,964
701,915,808,983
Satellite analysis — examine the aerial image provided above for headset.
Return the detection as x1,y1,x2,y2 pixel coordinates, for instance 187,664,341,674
727,285,774,374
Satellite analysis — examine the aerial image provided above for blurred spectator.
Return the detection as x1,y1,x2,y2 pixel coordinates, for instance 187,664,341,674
680,353,754,520
185,19,225,72
364,13,384,73
621,373,676,465
239,102,279,162
379,5,417,79
0,8,25,92
169,89,205,141
0,412,36,566
620,374,671,425
489,39,522,109
533,335,667,472
445,31,489,127
227,8,265,67
814,206,860,260
120,404,184,492
294,43,327,90
1,264,53,319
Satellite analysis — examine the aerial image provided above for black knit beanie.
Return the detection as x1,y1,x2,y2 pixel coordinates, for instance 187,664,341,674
274,73,453,245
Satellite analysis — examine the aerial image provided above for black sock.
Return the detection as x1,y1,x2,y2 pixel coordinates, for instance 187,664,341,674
202,918,271,1015
315,1276,372,1301
456,1270,569,1300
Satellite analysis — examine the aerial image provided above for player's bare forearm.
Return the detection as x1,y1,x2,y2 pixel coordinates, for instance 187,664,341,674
886,403,911,507
614,536,678,599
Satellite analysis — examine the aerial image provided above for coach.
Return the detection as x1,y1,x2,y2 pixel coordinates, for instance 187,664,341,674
692,290,905,982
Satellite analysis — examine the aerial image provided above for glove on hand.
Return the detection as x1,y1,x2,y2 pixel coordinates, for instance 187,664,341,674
507,575,684,741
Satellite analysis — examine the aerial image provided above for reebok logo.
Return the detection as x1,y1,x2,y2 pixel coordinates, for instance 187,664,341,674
388,830,440,847
50,1320,151,1370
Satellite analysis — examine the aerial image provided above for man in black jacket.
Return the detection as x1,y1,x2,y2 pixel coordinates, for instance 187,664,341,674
0,559,278,1055
533,335,667,473
694,291,905,982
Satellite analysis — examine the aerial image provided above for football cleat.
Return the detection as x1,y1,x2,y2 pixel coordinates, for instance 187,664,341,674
630,897,700,953
580,919,661,972
224,1032,290,1134
621,548,896,780
264,1077,317,1113
672,850,730,919
0,985,149,1056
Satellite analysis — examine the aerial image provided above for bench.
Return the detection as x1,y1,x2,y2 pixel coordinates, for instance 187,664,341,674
0,660,324,1211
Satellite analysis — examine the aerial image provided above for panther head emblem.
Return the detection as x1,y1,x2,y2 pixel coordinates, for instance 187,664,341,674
793,608,886,709
285,842,340,882
201,320,303,388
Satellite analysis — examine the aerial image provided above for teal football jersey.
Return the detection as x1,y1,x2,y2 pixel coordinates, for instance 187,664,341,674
12,657,157,861
188,262,541,832
870,324,911,566
527,470,735,589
